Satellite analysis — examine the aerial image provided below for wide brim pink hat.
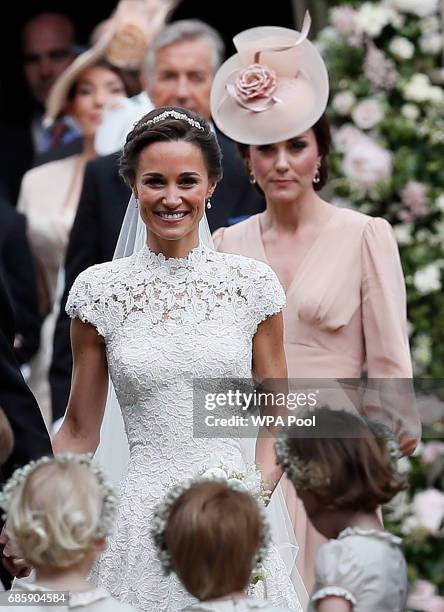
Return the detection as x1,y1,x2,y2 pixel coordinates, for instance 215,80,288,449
210,13,329,145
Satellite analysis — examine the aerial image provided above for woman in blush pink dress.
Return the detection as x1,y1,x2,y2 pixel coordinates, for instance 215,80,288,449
210,13,421,591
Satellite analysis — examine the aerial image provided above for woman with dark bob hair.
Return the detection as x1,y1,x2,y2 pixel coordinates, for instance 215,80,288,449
211,14,420,590
53,106,305,610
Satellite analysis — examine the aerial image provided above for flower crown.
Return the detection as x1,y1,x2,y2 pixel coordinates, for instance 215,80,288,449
0,454,118,539
275,419,403,493
141,109,204,131
150,475,271,577
275,437,332,491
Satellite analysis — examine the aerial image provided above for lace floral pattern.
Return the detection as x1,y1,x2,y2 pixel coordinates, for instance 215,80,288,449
66,245,300,612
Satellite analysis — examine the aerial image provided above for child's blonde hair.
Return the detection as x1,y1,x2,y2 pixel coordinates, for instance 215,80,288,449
2,455,117,569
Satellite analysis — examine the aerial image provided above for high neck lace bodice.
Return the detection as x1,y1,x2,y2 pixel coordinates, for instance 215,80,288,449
137,242,208,271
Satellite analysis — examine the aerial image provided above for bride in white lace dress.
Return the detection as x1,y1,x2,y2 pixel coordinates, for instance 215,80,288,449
53,107,305,612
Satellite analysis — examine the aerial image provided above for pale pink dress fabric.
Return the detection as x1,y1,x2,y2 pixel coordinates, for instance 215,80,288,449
214,207,418,591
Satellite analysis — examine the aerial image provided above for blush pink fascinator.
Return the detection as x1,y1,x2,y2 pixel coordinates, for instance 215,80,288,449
210,12,329,145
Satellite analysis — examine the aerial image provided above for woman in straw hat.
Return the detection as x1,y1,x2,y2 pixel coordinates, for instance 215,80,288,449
211,13,420,591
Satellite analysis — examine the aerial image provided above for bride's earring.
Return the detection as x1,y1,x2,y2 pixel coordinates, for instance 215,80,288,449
134,197,139,207
206,197,212,210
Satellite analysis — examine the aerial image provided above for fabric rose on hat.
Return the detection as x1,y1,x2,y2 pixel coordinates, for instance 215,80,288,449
228,63,278,112
236,64,277,100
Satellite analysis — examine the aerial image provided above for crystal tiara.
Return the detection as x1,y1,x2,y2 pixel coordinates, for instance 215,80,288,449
142,109,204,130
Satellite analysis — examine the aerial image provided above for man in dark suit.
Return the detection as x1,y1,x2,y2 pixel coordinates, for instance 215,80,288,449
0,197,41,365
0,273,52,586
50,20,265,420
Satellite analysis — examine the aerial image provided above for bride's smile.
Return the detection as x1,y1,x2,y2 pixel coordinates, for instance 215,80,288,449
133,141,216,249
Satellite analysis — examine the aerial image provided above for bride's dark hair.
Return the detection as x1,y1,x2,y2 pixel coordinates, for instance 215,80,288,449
119,106,223,188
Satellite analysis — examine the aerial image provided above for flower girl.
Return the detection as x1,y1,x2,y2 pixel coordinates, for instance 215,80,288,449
275,407,408,612
0,454,136,611
151,478,294,611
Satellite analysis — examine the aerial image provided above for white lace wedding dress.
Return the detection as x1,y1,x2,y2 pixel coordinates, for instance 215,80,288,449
66,243,303,612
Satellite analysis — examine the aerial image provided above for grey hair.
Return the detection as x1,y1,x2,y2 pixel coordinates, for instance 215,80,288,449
143,19,225,76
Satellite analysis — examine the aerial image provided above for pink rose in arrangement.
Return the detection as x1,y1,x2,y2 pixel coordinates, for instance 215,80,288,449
364,43,398,89
342,136,393,188
330,6,363,46
399,180,429,221
412,489,444,534
235,63,277,102
422,441,444,464
332,124,364,152
352,98,384,129
408,580,444,611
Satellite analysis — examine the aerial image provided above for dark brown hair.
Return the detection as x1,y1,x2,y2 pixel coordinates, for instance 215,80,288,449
119,106,223,188
280,407,406,512
165,480,262,601
237,113,331,192
67,59,130,101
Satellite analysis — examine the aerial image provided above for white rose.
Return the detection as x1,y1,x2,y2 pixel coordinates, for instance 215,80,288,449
403,73,442,103
401,515,421,534
413,263,442,294
393,223,413,245
357,3,397,37
397,456,411,474
388,0,439,17
419,33,442,55
332,91,356,116
428,86,444,103
401,103,420,120
352,98,384,129
243,470,261,490
420,16,440,33
389,36,415,59
435,194,444,212
412,489,444,534
226,477,248,491
342,136,393,189
201,467,228,480
412,333,432,369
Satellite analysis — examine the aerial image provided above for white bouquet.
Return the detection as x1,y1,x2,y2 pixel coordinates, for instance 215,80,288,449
200,462,272,507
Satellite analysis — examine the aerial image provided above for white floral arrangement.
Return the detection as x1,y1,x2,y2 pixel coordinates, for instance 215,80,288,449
150,464,271,581
317,0,444,377
199,462,273,506
383,420,444,605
